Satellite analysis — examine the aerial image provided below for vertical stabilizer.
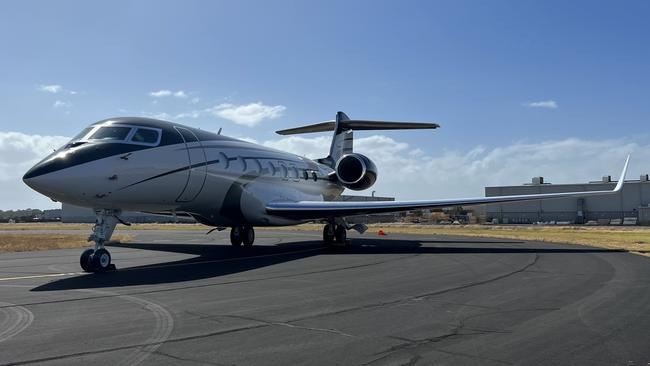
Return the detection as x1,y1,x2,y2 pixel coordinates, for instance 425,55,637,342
326,112,354,166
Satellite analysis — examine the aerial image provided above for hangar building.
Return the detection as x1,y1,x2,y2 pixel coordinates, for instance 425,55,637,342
485,175,650,225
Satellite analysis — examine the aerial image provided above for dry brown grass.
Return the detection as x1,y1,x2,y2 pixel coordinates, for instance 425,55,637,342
0,223,206,231
1,222,649,257
0,234,132,252
268,224,650,257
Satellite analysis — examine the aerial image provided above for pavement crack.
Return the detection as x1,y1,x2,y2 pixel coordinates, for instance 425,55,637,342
363,303,528,365
413,254,540,301
0,325,267,366
153,350,230,366
401,354,422,366
210,313,357,338
4,254,419,311
427,347,515,365
290,254,541,323
363,322,468,365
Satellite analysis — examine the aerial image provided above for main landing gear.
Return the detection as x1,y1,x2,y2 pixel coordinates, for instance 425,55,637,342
323,223,348,247
322,221,367,247
80,209,119,273
230,226,255,247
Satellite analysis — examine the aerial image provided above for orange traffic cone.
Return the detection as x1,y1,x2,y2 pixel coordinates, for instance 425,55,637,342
378,229,386,236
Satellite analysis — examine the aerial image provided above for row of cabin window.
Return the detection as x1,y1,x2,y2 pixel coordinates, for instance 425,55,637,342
235,159,318,181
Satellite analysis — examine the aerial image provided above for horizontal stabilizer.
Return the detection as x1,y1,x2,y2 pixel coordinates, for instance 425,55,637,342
276,119,440,135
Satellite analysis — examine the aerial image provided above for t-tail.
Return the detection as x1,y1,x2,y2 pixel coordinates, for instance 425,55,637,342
276,111,440,168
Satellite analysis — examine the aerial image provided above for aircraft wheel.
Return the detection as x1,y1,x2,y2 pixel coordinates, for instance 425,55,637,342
230,226,243,247
80,249,95,272
334,225,347,244
323,224,334,246
92,248,112,272
242,226,255,247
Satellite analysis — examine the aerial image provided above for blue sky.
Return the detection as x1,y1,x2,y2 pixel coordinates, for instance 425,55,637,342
1,0,649,209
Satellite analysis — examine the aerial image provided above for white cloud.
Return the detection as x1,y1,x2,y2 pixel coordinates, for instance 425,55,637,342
523,100,558,109
190,97,200,104
141,110,202,120
38,84,62,93
262,135,332,157
211,102,286,127
259,135,646,200
38,84,79,95
53,100,71,108
149,89,189,98
149,89,172,97
0,132,69,209
144,112,172,120
174,110,202,119
238,136,260,144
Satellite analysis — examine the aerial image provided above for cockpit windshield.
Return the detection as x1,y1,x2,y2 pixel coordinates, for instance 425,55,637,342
63,123,162,149
68,127,93,143
89,126,132,141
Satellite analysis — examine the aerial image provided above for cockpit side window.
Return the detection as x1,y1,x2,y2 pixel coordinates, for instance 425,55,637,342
89,126,132,141
130,128,160,144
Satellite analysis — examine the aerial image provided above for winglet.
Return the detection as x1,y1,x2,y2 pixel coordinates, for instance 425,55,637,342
614,155,630,192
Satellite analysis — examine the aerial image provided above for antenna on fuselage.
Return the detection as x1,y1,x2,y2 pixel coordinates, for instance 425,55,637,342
217,127,222,135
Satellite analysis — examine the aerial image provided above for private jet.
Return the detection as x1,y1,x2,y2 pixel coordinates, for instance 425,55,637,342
23,112,630,272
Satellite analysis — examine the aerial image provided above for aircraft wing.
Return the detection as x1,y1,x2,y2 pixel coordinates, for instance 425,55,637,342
266,156,630,220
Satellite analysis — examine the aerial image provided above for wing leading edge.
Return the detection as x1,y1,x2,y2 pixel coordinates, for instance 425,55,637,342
266,156,631,220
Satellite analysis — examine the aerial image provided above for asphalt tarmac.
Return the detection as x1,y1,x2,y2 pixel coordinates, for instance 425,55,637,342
0,229,649,366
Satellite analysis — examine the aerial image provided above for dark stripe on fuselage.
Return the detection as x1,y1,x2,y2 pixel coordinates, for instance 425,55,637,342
23,143,154,179
24,116,326,181
118,159,221,190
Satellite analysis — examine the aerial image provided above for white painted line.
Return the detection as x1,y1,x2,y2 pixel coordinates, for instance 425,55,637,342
0,246,323,282
0,272,83,282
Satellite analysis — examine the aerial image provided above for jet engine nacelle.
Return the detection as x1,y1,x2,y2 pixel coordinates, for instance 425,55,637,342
335,153,377,190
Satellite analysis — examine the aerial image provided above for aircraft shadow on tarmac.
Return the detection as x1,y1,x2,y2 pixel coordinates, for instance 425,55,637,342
31,238,626,292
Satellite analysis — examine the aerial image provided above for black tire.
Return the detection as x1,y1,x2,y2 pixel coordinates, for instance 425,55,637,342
230,226,243,246
334,225,347,244
92,248,111,272
323,224,334,246
242,226,255,247
80,249,95,272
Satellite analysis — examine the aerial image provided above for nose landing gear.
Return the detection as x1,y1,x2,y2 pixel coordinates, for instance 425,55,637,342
80,209,119,273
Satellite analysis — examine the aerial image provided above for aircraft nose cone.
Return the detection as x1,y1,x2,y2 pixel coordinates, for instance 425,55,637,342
23,163,50,194
23,165,40,182
23,158,64,195
24,159,54,181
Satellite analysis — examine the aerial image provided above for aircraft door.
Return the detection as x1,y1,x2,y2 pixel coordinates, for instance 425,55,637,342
174,127,207,202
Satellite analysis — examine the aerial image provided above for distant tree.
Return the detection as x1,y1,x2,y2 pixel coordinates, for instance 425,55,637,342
0,209,45,222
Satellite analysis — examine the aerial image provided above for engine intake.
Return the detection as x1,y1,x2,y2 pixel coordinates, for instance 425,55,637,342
335,153,377,190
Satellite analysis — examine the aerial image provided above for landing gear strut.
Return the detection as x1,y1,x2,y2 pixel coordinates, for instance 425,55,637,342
231,226,255,247
80,209,119,272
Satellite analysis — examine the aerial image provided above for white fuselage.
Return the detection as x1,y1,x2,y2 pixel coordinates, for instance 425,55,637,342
24,118,344,227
